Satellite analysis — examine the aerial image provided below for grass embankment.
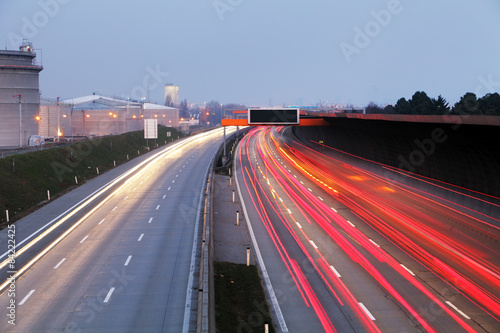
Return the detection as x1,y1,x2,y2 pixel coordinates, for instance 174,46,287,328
215,262,275,332
0,126,184,228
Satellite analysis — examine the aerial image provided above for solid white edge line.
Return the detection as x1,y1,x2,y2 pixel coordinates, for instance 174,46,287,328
0,130,217,263
53,258,66,269
124,255,132,266
103,287,115,303
182,151,216,333
235,147,289,333
359,302,376,320
19,290,35,305
0,128,231,293
446,301,471,319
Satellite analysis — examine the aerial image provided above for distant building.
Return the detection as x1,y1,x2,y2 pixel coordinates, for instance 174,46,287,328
164,84,179,106
0,41,43,148
62,94,179,137
39,98,71,139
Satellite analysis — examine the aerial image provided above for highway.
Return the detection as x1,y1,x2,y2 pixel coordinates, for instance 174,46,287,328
0,127,233,332
235,126,500,333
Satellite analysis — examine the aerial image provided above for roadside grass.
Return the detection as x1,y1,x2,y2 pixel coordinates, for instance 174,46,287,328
215,261,275,333
0,126,184,228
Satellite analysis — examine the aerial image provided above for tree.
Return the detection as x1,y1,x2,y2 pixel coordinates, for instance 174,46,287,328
179,99,189,119
409,91,433,115
384,104,395,114
479,93,500,115
394,97,411,114
451,92,480,115
365,102,384,114
431,95,450,115
206,100,222,125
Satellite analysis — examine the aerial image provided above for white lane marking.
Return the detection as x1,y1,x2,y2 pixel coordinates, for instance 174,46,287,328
309,240,318,249
138,233,144,242
300,181,304,184
140,181,143,185
308,188,312,192
156,205,160,210
296,222,302,229
287,209,292,214
401,264,415,276
172,180,175,183
19,290,35,305
54,258,66,269
132,188,136,192
318,197,324,201
446,301,471,319
176,174,178,177
148,217,153,224
331,207,337,213
98,218,106,225
369,239,380,247
293,175,297,178
80,235,89,244
168,187,171,191
163,194,167,199
359,302,376,320
124,255,132,266
112,206,118,212
123,196,128,201
279,197,283,203
104,287,115,303
330,265,341,278
347,221,356,227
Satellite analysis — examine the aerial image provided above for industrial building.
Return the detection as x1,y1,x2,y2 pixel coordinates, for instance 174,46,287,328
0,41,43,148
61,94,179,137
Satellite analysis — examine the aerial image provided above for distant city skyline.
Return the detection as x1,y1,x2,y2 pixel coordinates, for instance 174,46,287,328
1,1,499,107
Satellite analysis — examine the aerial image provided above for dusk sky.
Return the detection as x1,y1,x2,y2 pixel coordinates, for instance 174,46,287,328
1,0,499,107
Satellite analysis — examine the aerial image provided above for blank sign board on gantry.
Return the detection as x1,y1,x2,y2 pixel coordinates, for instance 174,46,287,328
248,108,300,125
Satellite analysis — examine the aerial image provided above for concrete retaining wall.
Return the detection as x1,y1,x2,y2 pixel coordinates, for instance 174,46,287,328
293,118,500,197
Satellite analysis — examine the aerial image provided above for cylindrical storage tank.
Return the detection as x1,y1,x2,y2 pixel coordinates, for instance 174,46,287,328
0,49,43,148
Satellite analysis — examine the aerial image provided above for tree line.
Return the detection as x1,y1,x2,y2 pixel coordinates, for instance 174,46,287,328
366,91,500,116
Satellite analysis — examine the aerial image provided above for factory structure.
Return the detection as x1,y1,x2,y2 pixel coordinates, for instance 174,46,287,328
0,42,179,148
0,41,43,148
61,94,179,138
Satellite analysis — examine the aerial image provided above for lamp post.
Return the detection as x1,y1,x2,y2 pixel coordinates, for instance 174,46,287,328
56,97,60,142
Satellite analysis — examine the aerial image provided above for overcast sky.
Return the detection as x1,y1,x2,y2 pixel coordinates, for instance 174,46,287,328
1,0,499,107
